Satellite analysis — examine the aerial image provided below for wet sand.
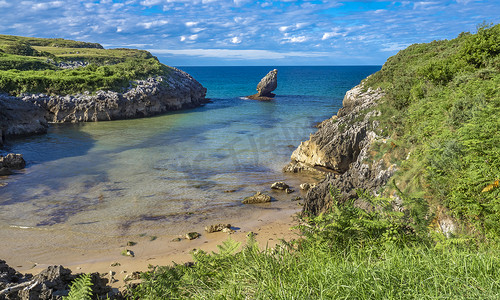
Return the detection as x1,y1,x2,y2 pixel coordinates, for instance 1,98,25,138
1,196,305,290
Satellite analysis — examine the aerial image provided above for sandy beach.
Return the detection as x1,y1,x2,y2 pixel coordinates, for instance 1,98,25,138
2,196,304,290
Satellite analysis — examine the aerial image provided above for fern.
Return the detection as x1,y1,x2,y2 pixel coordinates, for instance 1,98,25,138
64,273,93,300
216,238,241,257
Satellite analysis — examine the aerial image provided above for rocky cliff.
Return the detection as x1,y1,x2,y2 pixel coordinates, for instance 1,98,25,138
285,83,397,215
0,94,48,146
25,67,206,123
0,67,206,144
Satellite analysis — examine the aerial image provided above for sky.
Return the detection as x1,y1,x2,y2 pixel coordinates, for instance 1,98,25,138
0,0,499,66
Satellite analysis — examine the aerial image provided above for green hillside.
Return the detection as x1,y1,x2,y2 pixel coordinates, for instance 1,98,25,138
364,23,500,239
0,35,169,96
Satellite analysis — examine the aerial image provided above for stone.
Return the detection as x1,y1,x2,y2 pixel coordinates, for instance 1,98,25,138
205,224,231,233
185,232,200,240
271,181,289,190
242,192,272,204
300,183,311,190
0,167,12,176
247,69,278,100
285,188,294,194
0,262,111,300
0,153,26,169
122,249,134,257
222,228,235,234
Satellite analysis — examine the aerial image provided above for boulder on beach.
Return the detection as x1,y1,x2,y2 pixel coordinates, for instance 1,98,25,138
247,69,278,100
271,181,289,190
205,224,231,233
0,153,26,170
242,192,272,204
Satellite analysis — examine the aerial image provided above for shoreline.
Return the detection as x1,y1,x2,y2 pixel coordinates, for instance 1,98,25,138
6,201,302,290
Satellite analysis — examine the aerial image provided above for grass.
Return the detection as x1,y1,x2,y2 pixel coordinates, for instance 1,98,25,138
0,34,170,95
127,189,500,299
362,23,500,239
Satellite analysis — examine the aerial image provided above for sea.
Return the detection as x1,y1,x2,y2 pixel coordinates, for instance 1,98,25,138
0,66,380,255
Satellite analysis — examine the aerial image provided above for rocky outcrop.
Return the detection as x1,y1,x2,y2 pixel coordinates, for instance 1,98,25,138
24,68,207,123
0,67,206,147
248,69,277,100
0,94,49,141
285,83,397,215
0,260,111,299
242,192,272,204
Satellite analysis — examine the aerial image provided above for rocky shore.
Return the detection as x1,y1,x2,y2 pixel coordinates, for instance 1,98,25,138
0,260,112,300
285,83,397,215
0,67,206,143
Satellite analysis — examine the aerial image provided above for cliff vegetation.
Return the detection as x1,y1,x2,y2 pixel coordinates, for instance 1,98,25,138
363,23,500,240
0,34,169,95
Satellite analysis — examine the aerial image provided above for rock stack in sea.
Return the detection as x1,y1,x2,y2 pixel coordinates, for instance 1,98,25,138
248,69,278,100
284,83,397,215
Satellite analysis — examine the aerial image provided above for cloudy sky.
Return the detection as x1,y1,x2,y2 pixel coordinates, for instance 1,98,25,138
0,0,499,66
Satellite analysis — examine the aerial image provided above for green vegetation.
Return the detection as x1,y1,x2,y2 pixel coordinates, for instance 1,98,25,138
364,23,500,240
127,189,500,299
64,273,93,300
0,35,170,95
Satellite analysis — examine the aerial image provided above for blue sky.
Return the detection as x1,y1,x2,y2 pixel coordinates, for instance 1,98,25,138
0,0,499,66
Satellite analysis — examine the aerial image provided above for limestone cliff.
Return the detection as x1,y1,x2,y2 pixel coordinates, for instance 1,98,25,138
0,94,48,145
24,67,207,123
0,67,206,145
285,83,397,215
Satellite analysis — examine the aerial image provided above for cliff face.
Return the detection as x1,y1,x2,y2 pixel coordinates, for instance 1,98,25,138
0,94,48,145
285,83,397,215
24,68,207,123
0,68,206,144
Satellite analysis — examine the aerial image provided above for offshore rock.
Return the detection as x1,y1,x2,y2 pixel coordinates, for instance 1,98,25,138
285,83,397,215
0,94,49,141
24,68,207,123
248,69,277,100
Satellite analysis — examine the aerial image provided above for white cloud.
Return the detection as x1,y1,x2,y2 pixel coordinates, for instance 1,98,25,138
0,0,11,7
139,20,169,29
32,1,64,10
185,21,198,27
149,49,330,60
230,36,241,44
140,0,162,6
322,31,343,40
282,35,308,43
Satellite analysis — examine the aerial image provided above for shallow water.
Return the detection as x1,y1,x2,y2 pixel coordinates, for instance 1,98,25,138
0,66,380,250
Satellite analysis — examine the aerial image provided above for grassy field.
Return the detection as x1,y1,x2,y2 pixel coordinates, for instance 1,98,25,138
0,35,169,95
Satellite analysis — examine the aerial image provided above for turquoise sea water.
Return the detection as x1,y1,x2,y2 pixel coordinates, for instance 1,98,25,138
0,66,380,242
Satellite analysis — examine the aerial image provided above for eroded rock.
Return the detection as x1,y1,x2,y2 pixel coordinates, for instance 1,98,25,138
205,224,231,233
248,69,278,100
271,182,289,190
242,192,272,204
0,154,26,170
285,83,398,215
